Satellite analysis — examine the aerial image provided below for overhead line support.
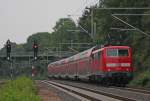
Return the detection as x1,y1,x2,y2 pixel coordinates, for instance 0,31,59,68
95,7,150,10
112,14,150,16
112,15,150,37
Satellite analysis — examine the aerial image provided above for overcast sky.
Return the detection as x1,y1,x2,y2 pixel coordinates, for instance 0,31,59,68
0,0,98,48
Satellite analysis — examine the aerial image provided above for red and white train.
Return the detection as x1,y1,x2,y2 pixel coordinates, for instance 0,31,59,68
48,45,133,86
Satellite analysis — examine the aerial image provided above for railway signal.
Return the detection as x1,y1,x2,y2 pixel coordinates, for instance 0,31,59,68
6,39,11,61
31,66,37,77
33,41,38,60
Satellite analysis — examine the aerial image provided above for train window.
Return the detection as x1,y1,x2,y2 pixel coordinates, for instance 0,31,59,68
118,49,128,56
107,49,129,57
107,49,118,56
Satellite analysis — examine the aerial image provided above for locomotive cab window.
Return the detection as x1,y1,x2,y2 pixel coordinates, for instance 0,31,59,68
107,49,118,57
118,49,128,56
107,49,129,57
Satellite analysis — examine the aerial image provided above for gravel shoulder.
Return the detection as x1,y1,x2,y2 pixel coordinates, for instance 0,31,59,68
36,81,80,101
36,81,62,101
0,80,6,87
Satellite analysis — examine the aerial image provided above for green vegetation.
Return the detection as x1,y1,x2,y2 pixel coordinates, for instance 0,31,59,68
129,71,150,88
0,76,40,101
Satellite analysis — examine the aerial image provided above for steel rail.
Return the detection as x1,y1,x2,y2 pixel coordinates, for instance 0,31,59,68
44,80,136,101
41,80,101,101
119,87,150,94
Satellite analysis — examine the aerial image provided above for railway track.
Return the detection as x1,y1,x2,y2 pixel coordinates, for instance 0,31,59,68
47,80,150,101
57,79,150,95
111,86,150,95
49,79,150,95
41,80,136,101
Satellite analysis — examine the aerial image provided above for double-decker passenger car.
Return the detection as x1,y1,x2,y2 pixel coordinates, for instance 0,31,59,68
48,45,133,86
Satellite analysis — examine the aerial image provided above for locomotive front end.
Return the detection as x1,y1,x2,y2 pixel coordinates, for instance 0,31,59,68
104,46,133,85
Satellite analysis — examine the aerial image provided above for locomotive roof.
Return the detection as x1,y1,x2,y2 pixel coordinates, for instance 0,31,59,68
104,45,130,49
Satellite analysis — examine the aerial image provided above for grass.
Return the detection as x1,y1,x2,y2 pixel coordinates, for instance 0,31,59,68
128,71,150,88
0,76,40,101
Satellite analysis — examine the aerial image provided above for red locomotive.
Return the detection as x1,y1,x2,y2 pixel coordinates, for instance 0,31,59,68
48,45,133,86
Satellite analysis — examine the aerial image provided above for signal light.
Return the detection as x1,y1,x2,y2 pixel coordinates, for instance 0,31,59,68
7,57,10,60
6,39,11,61
33,41,38,60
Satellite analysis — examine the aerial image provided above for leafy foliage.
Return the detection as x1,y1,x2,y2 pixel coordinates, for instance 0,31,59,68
0,76,40,101
50,18,78,51
129,71,150,88
24,32,51,51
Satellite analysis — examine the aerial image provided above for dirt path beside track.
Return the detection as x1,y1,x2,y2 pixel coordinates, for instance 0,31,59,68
0,80,6,86
36,81,62,101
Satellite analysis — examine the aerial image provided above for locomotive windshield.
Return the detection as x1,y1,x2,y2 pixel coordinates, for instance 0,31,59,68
107,49,129,57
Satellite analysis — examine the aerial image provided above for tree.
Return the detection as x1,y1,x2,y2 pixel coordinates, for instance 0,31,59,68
50,18,77,51
24,32,51,51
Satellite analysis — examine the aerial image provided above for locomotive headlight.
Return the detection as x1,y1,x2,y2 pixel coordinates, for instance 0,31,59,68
121,63,130,67
106,63,119,67
106,63,130,67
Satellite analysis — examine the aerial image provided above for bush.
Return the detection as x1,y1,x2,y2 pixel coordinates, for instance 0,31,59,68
129,71,150,88
0,76,40,101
